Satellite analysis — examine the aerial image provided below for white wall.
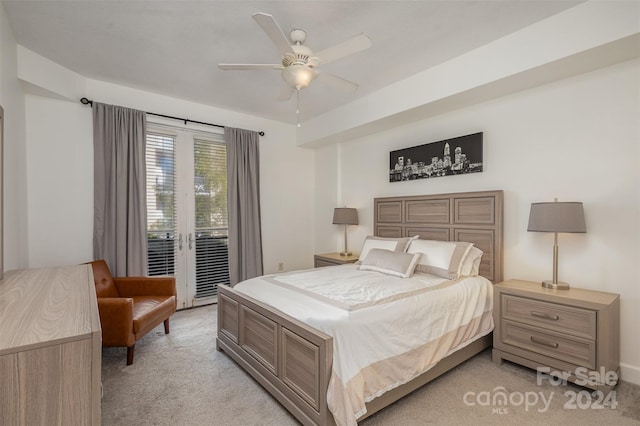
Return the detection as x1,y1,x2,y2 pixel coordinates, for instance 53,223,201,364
315,59,640,384
24,96,93,267
314,143,338,252
0,2,27,270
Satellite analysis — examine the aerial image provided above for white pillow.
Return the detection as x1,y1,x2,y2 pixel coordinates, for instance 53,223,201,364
357,235,416,262
358,248,422,278
407,239,474,279
460,246,484,277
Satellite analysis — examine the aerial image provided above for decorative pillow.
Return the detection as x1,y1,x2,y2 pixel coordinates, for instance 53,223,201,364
407,239,474,279
357,235,416,262
460,246,484,277
358,248,422,278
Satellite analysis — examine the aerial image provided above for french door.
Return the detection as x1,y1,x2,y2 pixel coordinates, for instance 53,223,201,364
146,125,230,309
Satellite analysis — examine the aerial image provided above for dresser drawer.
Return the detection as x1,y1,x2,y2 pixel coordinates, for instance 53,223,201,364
501,320,596,369
501,294,596,339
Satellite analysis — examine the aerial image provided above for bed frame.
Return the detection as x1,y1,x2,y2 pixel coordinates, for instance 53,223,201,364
217,190,503,425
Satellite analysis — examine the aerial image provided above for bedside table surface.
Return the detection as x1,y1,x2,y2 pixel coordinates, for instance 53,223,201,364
495,279,619,308
314,252,359,263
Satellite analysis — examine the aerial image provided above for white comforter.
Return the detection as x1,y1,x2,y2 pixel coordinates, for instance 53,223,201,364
233,264,494,426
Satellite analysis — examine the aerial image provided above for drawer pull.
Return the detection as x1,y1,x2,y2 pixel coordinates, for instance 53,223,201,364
530,336,559,348
530,311,559,321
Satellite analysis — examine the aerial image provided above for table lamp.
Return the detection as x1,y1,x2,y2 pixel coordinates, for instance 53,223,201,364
333,208,358,256
527,199,586,290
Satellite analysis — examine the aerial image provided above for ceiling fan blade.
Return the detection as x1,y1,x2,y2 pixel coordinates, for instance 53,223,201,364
218,64,282,71
277,84,295,101
252,13,295,55
315,33,372,65
315,71,359,93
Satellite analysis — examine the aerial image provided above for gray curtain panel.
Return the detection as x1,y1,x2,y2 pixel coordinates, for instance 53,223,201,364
92,102,148,276
225,127,263,285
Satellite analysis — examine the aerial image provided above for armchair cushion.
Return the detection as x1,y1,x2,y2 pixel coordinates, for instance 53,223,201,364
132,296,176,335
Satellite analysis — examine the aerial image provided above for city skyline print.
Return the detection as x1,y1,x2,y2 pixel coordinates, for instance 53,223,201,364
389,132,483,182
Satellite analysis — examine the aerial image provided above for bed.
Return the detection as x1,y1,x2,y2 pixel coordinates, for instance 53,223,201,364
216,190,503,425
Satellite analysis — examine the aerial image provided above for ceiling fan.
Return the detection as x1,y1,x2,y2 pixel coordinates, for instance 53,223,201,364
218,13,372,102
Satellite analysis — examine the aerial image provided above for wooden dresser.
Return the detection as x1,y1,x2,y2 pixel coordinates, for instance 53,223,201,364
493,279,619,391
0,264,102,425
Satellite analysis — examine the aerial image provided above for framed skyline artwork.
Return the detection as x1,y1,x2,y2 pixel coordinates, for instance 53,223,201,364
389,132,483,182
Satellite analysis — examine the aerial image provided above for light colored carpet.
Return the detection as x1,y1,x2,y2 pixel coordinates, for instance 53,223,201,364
102,304,640,425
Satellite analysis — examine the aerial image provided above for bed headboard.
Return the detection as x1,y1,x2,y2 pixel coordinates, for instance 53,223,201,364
374,190,503,283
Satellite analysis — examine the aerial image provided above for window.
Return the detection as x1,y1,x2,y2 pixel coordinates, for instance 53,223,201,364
193,138,230,298
146,132,176,276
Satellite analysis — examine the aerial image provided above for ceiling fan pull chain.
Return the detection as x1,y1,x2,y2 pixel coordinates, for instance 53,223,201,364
296,89,302,128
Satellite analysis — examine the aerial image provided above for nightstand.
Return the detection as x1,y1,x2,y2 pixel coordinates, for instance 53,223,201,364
314,252,359,267
492,279,620,392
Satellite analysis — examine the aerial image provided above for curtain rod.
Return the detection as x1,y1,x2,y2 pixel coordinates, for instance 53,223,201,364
80,97,265,136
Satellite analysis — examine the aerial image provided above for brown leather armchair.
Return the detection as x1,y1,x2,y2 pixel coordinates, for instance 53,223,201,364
90,260,177,365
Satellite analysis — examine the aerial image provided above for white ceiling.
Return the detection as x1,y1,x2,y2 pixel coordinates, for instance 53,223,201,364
3,0,582,125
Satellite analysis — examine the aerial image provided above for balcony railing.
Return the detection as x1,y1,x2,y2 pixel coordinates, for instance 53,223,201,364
148,231,175,276
195,229,230,298
147,228,230,298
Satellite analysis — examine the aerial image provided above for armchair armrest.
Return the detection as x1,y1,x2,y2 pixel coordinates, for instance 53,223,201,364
114,276,176,298
97,297,135,347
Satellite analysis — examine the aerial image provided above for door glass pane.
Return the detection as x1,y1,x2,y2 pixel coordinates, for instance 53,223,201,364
194,138,229,297
146,133,176,276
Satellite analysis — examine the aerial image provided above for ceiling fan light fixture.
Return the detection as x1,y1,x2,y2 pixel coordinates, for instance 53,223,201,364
282,64,315,89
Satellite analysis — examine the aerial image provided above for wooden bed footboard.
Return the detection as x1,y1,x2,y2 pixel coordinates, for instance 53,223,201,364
217,284,336,426
217,284,492,426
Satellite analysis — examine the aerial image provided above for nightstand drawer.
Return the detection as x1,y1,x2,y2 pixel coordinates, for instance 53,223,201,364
315,258,339,268
502,294,596,339
501,320,596,369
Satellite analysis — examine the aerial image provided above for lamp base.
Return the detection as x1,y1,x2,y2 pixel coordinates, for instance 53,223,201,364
339,251,352,257
541,280,570,290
